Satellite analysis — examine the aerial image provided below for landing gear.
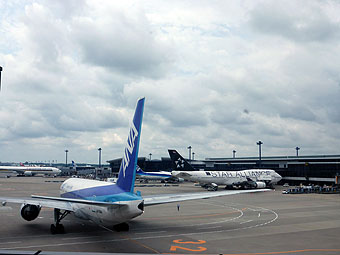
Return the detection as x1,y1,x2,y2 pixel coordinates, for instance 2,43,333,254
50,223,64,234
113,222,129,232
50,208,70,234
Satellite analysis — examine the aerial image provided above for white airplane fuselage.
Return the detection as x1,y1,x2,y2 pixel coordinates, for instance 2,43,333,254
172,169,282,187
137,171,171,180
60,178,144,226
0,166,61,176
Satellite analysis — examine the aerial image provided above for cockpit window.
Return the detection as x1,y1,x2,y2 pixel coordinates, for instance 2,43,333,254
205,172,211,175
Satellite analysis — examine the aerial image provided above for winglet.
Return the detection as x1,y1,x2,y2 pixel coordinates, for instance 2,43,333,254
116,98,145,193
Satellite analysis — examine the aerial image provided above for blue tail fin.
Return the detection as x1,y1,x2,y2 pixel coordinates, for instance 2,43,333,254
116,98,145,192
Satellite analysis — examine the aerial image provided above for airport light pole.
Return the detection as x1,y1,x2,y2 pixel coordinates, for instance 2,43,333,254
296,147,300,157
98,148,102,168
0,66,2,91
65,150,69,167
257,141,263,167
192,152,195,160
233,150,236,158
149,153,152,161
187,146,192,161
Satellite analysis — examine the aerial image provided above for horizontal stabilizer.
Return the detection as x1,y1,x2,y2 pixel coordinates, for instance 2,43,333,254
31,195,124,207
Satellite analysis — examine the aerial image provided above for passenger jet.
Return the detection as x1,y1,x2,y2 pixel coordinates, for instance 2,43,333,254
0,164,61,176
136,166,183,183
0,98,269,234
169,149,282,191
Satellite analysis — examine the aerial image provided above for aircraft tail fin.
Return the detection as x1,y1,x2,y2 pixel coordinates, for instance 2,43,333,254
136,165,144,174
168,149,195,171
116,98,145,193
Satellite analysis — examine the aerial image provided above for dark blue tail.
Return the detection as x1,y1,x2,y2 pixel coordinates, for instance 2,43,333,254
168,149,196,171
116,98,145,192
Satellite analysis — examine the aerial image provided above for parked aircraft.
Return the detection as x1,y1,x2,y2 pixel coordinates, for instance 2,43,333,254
0,98,269,234
169,149,282,191
0,164,61,176
136,166,182,183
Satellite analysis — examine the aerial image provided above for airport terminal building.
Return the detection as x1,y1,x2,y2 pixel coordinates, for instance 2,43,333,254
202,154,340,184
108,154,340,184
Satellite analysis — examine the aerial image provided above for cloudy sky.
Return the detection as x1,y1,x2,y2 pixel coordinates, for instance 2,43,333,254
1,0,340,164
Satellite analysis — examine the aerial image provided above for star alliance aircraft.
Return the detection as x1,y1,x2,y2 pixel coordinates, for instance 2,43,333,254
0,98,269,234
169,149,282,191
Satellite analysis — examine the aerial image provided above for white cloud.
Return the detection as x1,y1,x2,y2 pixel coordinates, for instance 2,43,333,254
1,0,340,163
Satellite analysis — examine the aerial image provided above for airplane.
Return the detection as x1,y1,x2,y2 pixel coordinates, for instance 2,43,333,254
0,98,269,234
136,165,183,183
169,149,282,191
0,163,61,176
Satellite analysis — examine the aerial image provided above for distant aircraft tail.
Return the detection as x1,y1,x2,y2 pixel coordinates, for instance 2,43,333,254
116,98,145,193
71,161,76,169
168,149,195,171
136,165,144,174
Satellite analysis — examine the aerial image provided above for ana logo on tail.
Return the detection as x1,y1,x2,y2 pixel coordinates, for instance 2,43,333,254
122,121,139,177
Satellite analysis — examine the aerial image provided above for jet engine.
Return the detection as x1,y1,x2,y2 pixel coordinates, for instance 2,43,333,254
20,204,41,221
24,171,33,176
254,181,266,188
207,183,218,191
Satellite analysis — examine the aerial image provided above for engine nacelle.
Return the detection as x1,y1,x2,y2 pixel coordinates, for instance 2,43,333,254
207,183,218,191
20,204,41,221
24,171,33,176
255,181,266,189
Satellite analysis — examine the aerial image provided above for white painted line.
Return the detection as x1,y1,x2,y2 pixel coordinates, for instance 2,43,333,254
0,241,22,245
135,230,167,235
62,236,101,240
240,220,253,224
197,225,222,230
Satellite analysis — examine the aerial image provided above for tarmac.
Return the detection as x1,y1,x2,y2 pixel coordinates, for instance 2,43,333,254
0,174,340,254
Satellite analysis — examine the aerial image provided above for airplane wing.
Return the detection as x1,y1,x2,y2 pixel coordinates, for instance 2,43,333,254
0,195,125,212
12,170,24,174
0,168,23,174
173,172,193,178
0,196,74,211
143,189,270,206
31,195,122,206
